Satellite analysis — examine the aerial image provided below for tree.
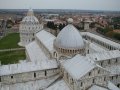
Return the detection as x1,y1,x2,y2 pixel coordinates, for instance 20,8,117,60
89,22,95,28
6,19,14,28
59,23,66,31
114,33,120,40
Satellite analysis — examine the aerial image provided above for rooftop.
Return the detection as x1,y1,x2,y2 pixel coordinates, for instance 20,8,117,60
46,80,70,90
62,55,96,80
54,24,84,50
36,30,56,53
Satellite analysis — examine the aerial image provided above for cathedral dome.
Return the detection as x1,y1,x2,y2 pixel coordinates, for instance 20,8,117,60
54,18,85,55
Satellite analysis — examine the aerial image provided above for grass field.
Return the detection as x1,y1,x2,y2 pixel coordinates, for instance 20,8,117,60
0,33,21,49
0,33,26,65
0,50,26,65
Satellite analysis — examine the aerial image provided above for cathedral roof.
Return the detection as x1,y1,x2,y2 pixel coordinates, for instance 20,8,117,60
88,85,108,90
36,30,56,53
54,18,84,50
62,55,99,80
46,80,70,90
108,81,120,90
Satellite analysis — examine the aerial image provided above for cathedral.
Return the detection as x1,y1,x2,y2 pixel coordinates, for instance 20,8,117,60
0,9,120,90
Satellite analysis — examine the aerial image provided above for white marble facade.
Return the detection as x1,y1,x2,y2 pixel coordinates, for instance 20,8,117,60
18,9,43,47
0,18,120,90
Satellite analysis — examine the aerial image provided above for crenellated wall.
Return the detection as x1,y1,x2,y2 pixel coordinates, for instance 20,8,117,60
0,68,59,85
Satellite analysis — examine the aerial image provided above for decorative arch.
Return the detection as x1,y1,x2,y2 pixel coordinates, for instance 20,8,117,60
54,52,57,58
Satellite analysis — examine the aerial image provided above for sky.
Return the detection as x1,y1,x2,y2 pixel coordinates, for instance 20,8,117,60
0,0,120,11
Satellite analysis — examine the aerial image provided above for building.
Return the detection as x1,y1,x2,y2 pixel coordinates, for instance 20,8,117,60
18,8,43,47
84,20,92,31
0,18,120,90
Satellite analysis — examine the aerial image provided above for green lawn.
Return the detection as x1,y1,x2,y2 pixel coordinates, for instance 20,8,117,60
0,33,22,49
0,33,26,65
0,50,26,65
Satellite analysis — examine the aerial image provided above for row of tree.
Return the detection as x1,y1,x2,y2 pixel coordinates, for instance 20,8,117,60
97,27,120,40
0,19,14,29
112,17,120,29
46,21,66,30
47,21,85,31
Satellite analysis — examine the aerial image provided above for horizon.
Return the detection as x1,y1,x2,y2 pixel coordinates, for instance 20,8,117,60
0,8,120,12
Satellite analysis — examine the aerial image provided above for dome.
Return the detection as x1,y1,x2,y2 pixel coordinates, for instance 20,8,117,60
21,8,39,23
19,8,42,32
54,18,85,56
18,8,43,47
22,16,39,23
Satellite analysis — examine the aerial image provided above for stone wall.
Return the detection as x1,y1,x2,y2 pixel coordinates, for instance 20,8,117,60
82,34,119,50
96,57,120,68
63,67,109,90
1,68,59,85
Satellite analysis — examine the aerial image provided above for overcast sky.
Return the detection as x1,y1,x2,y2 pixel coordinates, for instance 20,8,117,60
0,0,120,11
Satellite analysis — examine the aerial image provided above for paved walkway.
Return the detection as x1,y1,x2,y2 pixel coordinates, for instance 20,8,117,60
0,48,25,52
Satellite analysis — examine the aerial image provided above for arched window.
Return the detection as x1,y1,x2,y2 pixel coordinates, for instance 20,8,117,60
115,59,118,63
54,52,57,57
45,70,47,76
98,70,100,74
88,50,89,54
111,76,114,80
101,62,103,66
11,76,13,79
71,79,74,84
63,49,64,53
108,60,111,64
89,72,91,76
0,77,1,82
104,77,106,81
34,73,36,78
93,79,95,83
81,82,83,86
116,75,118,79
